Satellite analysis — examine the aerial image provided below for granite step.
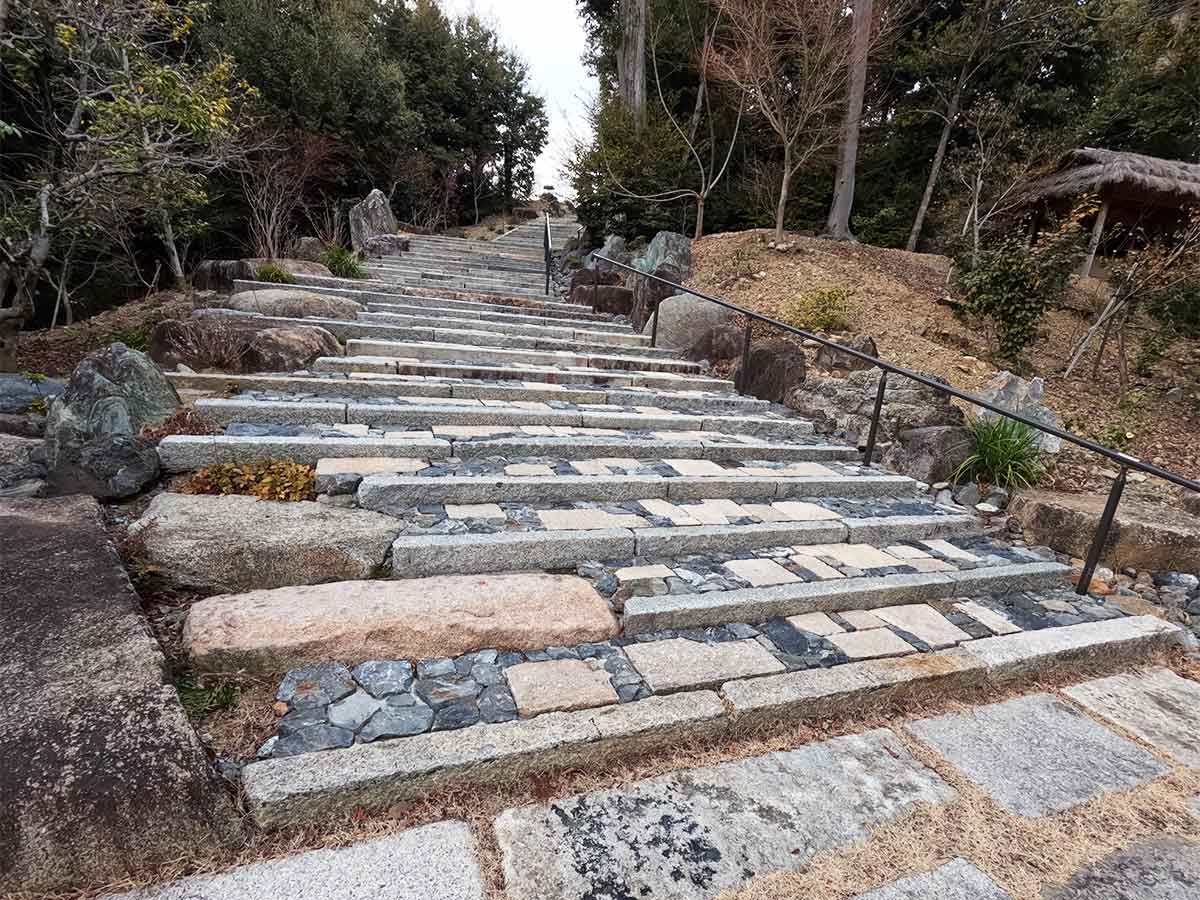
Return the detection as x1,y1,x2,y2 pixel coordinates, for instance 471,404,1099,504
364,298,636,332
369,261,545,285
190,396,815,440
314,355,734,392
367,269,548,293
234,615,1183,827
166,372,769,414
387,505,978,578
342,338,701,375
357,310,648,347
376,252,544,274
155,433,858,472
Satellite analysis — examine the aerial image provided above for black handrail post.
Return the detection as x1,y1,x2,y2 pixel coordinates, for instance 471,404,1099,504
543,213,551,296
591,280,597,313
736,320,752,392
1076,466,1127,596
862,370,888,466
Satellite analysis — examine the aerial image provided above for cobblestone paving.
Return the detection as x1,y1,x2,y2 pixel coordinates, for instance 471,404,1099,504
256,584,1126,760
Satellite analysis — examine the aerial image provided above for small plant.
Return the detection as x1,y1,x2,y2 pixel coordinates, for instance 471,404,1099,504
779,285,858,333
256,262,296,284
139,407,222,443
320,246,366,279
1093,423,1133,451
172,663,240,718
181,459,316,502
1132,328,1171,377
954,416,1045,490
22,371,50,415
108,326,150,351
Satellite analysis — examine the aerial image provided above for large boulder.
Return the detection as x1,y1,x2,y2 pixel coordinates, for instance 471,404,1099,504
210,288,363,321
349,188,399,254
291,235,328,261
644,293,734,351
129,493,401,593
192,258,333,292
578,284,635,316
813,334,879,371
0,373,65,414
978,371,1062,453
43,344,178,498
569,266,622,294
686,322,743,364
626,231,692,330
883,425,974,483
0,496,240,892
150,315,341,374
589,234,630,273
730,341,807,405
1010,490,1200,572
789,368,964,446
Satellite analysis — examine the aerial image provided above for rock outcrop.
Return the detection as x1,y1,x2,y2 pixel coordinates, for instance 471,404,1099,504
812,334,878,371
645,293,734,351
730,341,808,405
978,371,1062,453
43,344,179,498
349,188,400,254
626,231,692,330
209,288,364,321
150,315,341,374
192,258,333,292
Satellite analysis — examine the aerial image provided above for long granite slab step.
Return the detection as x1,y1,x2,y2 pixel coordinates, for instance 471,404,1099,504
167,371,766,413
190,396,814,440
155,433,857,472
315,354,733,392
389,510,978,578
235,616,1183,828
343,338,700,374
369,264,546,288
365,298,635,332
297,271,558,302
102,821,485,900
357,310,648,347
234,279,615,323
621,561,1071,633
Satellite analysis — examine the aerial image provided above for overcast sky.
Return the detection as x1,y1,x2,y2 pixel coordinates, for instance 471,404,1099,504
441,0,595,198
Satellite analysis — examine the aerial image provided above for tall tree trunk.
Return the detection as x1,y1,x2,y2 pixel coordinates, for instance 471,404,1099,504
162,216,185,284
905,79,964,252
617,0,647,130
775,142,793,243
826,0,873,240
694,195,706,239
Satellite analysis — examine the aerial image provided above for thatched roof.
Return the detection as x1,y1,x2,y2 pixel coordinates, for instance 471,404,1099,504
1016,148,1200,208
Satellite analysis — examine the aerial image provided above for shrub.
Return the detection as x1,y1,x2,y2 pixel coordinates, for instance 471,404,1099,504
778,285,858,333
256,262,296,284
321,246,366,279
108,326,150,351
952,221,1086,363
167,318,251,372
181,460,316,502
139,407,222,443
954,416,1045,490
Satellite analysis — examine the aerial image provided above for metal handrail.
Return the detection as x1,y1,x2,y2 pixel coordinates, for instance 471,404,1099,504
543,213,552,296
594,251,1200,596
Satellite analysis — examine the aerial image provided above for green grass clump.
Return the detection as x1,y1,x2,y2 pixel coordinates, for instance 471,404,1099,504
321,246,366,279
778,285,858,333
256,262,296,284
954,416,1045,490
172,664,240,718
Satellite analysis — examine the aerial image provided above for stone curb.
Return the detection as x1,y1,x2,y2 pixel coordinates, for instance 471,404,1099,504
622,562,1071,632
392,528,638,577
157,435,452,472
238,616,1183,829
344,338,702,375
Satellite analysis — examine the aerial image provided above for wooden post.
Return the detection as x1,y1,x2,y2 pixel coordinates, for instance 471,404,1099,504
1080,198,1110,278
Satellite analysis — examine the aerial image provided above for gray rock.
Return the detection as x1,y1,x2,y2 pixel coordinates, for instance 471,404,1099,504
731,341,808,406
273,724,355,756
886,425,974,484
350,188,399,254
905,693,1167,817
415,677,479,709
432,699,480,731
1063,668,1200,767
813,334,878,371
277,707,328,735
291,236,328,261
418,658,458,679
0,411,48,438
353,660,414,698
277,663,357,706
854,859,1012,899
478,685,518,723
791,368,963,445
211,287,364,321
327,689,384,731
646,293,734,352
978,371,1062,453
494,728,955,900
150,315,341,374
0,433,40,466
1043,838,1200,899
100,821,485,900
45,432,160,499
0,496,239,892
627,231,692,329
359,698,434,742
954,482,982,507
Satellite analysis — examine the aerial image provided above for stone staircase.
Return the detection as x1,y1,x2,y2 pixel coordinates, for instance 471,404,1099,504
118,218,1194,896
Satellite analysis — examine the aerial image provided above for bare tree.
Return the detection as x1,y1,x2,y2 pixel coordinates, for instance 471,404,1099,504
904,0,1079,251
708,0,855,243
241,135,331,260
601,19,743,239
825,0,874,240
617,0,649,130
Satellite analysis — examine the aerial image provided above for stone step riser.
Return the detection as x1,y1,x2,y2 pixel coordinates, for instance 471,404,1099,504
166,372,769,414
357,312,647,347
156,435,857,473
369,270,547,291
238,616,1183,827
622,562,1070,633
370,262,545,282
286,273,575,306
390,516,977,579
376,255,544,275
190,398,813,441
344,339,701,375
353,474,916,507
365,299,632,330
